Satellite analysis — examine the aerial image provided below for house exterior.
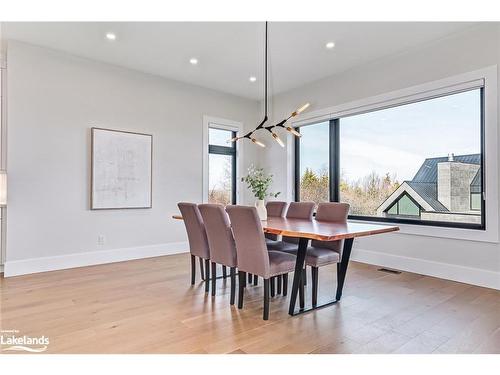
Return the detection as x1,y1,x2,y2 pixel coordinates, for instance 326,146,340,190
376,154,482,224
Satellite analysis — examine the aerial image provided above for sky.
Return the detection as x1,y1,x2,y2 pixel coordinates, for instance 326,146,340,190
300,88,481,183
208,128,233,191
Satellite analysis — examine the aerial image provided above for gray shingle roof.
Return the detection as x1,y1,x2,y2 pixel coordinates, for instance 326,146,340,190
406,181,449,212
412,154,481,183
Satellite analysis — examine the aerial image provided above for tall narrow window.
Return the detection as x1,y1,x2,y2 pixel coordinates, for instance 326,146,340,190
295,121,330,205
208,127,236,205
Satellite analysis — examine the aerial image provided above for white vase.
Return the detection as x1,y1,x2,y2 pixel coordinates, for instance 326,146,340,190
255,199,267,220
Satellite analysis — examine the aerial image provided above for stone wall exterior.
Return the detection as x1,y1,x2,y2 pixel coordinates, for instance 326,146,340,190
437,161,480,213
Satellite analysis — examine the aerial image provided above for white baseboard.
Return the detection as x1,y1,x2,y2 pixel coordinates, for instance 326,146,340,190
351,248,500,290
4,243,498,290
3,242,189,277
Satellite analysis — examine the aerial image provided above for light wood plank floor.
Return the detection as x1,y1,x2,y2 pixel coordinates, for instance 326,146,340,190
1,253,499,354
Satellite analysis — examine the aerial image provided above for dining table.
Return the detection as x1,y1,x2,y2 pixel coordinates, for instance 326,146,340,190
172,213,399,316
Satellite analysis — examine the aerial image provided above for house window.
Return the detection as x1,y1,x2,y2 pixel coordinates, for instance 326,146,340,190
208,127,236,205
386,194,421,217
295,87,484,229
471,193,481,211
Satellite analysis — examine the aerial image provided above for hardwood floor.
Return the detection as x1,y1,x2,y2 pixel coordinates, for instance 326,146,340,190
1,253,499,354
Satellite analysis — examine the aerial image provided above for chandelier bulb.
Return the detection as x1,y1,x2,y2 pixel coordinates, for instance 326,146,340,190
286,126,301,137
271,132,285,147
251,137,266,148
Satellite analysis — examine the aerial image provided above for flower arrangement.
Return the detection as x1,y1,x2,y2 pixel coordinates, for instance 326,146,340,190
241,165,280,200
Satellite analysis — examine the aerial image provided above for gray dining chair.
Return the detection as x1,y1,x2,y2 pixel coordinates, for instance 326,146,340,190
266,201,315,293
290,202,350,307
177,202,211,293
244,201,287,288
267,201,315,252
226,205,300,320
199,204,238,304
265,201,288,241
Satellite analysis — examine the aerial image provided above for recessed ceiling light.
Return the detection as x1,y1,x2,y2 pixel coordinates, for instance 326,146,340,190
189,58,198,65
249,76,257,82
325,41,335,49
105,33,117,41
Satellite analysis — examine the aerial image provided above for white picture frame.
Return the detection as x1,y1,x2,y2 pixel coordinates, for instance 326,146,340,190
91,127,153,210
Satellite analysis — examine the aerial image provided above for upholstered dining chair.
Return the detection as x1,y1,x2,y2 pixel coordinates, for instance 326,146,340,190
226,205,301,320
199,204,238,304
245,201,287,288
304,202,350,307
265,201,288,241
177,202,211,293
267,201,315,252
266,201,315,293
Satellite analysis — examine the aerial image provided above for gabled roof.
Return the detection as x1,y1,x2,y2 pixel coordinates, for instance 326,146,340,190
406,181,448,212
412,154,481,183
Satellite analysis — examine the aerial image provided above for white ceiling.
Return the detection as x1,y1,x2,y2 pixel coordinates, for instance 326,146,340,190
2,22,478,100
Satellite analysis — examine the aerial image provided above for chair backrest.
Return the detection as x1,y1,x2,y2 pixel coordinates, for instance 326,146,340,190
225,205,270,277
178,202,210,259
266,201,288,217
265,201,288,240
283,201,316,243
199,204,237,268
311,202,350,253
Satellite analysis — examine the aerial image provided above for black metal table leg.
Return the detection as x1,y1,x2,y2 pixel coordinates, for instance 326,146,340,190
289,237,355,316
336,237,354,301
288,237,309,315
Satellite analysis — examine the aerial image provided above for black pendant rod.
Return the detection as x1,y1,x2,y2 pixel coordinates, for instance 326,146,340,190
265,21,268,118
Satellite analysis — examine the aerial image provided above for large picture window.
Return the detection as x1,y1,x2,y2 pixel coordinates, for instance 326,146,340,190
208,127,237,205
295,87,485,229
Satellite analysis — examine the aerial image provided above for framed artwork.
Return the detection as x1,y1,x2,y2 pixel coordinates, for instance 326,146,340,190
91,127,153,210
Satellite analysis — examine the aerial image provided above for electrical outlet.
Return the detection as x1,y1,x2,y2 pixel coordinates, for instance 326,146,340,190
97,235,106,246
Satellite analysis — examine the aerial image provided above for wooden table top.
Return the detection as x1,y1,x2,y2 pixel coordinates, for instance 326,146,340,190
172,214,399,241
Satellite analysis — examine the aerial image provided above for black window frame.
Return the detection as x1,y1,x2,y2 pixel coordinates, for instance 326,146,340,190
295,87,486,230
208,129,237,205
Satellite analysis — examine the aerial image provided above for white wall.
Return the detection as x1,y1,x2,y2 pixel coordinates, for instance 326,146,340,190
264,24,500,289
4,41,260,275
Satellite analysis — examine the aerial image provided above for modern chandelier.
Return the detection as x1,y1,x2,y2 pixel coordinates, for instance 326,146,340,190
229,22,310,148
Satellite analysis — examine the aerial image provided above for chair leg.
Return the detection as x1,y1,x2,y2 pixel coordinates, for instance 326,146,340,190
302,268,307,286
238,271,246,309
190,255,195,285
199,258,205,280
299,272,305,309
282,274,288,296
277,275,282,295
270,276,275,297
253,274,258,286
211,262,217,297
230,267,236,305
222,265,227,279
204,259,210,293
263,278,270,320
311,266,318,307
248,273,253,284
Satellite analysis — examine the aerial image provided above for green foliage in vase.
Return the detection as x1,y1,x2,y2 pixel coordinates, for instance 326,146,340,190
242,165,280,200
